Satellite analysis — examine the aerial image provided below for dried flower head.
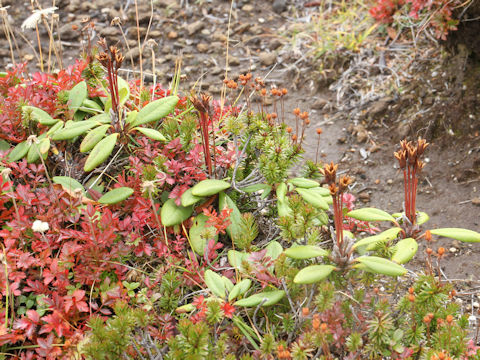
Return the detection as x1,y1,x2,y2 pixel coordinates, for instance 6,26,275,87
324,162,338,184
21,7,57,31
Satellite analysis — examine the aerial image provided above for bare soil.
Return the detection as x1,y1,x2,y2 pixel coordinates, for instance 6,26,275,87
0,0,479,286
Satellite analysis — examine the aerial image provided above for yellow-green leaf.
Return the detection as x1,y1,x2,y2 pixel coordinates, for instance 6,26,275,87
84,133,119,172
391,238,418,264
181,188,204,207
228,279,252,302
355,256,406,276
80,125,111,153
284,245,329,259
132,95,179,127
191,179,230,197
293,264,335,284
204,269,225,298
352,227,402,250
189,213,217,255
68,81,88,111
22,106,58,126
133,127,167,141
347,208,395,222
160,198,193,227
53,176,85,194
8,141,30,162
276,182,287,202
52,121,99,141
430,228,480,243
234,290,285,307
288,177,320,188
98,187,134,204
295,188,329,210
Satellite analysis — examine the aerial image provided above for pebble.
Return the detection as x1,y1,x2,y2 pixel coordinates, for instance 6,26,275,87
474,301,479,308
449,247,457,253
272,0,287,13
259,51,276,66
387,179,393,185
197,43,209,53
375,179,380,184
242,4,254,12
229,56,240,66
472,197,480,206
186,20,205,36
167,31,178,39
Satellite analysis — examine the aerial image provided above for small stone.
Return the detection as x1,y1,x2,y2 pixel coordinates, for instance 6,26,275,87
197,43,209,53
259,51,276,66
59,22,81,41
312,97,328,110
272,0,287,13
212,31,227,42
359,193,370,203
449,247,457,253
472,197,480,206
186,20,204,36
167,31,178,39
375,179,380,184
99,27,120,38
242,4,254,12
474,301,479,308
229,56,240,66
387,179,393,185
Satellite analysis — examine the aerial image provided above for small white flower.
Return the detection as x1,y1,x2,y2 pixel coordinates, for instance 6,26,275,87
32,220,49,233
469,315,477,327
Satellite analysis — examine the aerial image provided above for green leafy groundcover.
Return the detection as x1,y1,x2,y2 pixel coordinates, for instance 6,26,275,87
0,56,479,360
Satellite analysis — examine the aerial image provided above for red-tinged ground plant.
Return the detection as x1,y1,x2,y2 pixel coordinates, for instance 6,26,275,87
369,0,462,39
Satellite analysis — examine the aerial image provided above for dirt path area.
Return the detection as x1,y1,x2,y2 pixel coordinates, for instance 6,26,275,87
1,0,479,282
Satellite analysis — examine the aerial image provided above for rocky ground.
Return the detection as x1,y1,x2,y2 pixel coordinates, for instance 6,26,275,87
0,0,479,296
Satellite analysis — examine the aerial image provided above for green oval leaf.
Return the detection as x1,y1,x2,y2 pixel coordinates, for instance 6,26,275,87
284,245,329,259
276,182,287,202
309,186,331,196
132,95,179,127
80,99,103,114
189,213,217,255
46,121,64,136
295,188,329,210
52,121,99,141
8,141,30,162
160,198,193,227
347,208,395,222
27,142,40,163
277,200,292,217
52,176,85,194
240,183,272,194
89,113,111,124
391,238,418,264
191,179,230,197
80,125,111,153
84,133,119,172
234,290,285,307
98,187,134,204
417,212,429,225
181,188,204,207
204,269,225,298
352,227,402,250
265,241,283,261
38,138,50,154
219,192,243,243
227,250,249,271
133,127,167,141
355,256,406,277
22,106,58,126
430,228,480,243
288,177,320,188
69,81,88,111
223,276,234,292
293,264,335,284
228,279,252,302
117,76,130,106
